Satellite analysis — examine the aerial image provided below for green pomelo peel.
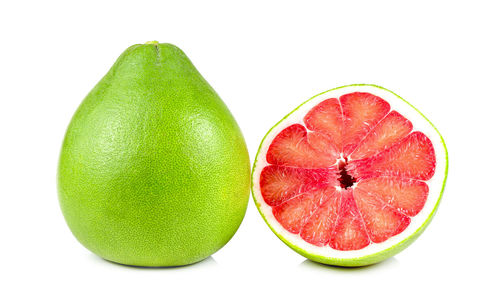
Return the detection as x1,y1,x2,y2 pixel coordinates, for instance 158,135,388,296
58,42,250,267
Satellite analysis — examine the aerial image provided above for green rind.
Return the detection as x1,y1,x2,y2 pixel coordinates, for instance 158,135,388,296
58,43,250,267
251,84,448,267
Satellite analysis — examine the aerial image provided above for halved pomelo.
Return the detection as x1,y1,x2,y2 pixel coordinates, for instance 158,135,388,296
252,84,448,267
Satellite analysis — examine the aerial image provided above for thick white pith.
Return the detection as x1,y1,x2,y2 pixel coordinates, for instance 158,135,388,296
252,85,447,260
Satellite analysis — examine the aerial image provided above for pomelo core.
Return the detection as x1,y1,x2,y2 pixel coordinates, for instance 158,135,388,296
251,84,447,266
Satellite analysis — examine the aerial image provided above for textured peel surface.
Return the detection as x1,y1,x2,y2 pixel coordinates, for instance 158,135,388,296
58,43,250,266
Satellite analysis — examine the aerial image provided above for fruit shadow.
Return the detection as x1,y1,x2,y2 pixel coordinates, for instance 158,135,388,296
90,254,217,270
299,257,399,272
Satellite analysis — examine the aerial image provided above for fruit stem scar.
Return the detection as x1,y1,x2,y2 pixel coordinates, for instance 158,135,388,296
145,41,161,64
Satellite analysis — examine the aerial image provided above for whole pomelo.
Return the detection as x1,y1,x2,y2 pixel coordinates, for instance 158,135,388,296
58,41,250,267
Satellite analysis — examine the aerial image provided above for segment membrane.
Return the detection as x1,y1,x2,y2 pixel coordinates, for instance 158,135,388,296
353,188,411,243
299,189,342,246
349,111,413,160
303,98,343,155
260,165,338,206
329,190,370,251
355,177,428,216
348,132,436,180
267,124,337,168
272,187,336,234
340,92,390,154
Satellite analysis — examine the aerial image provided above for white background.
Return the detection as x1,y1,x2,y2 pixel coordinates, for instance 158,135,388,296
1,0,498,303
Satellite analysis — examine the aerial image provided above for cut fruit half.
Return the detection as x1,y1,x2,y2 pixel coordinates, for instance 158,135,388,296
251,84,448,267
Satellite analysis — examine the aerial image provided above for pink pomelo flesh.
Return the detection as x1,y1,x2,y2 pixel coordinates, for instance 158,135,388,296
259,92,436,251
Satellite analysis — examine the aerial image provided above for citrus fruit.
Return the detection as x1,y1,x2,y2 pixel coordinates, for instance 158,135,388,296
252,84,448,267
58,42,250,267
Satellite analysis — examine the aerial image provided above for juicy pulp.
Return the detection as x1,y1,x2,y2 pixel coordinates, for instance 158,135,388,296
258,91,437,252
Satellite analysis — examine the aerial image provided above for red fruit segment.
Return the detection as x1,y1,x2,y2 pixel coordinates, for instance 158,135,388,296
307,132,337,158
353,188,411,243
329,190,370,251
267,124,337,168
349,111,413,160
304,98,343,155
273,187,337,234
348,132,436,181
355,177,429,216
340,93,390,154
260,165,338,206
299,190,342,246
